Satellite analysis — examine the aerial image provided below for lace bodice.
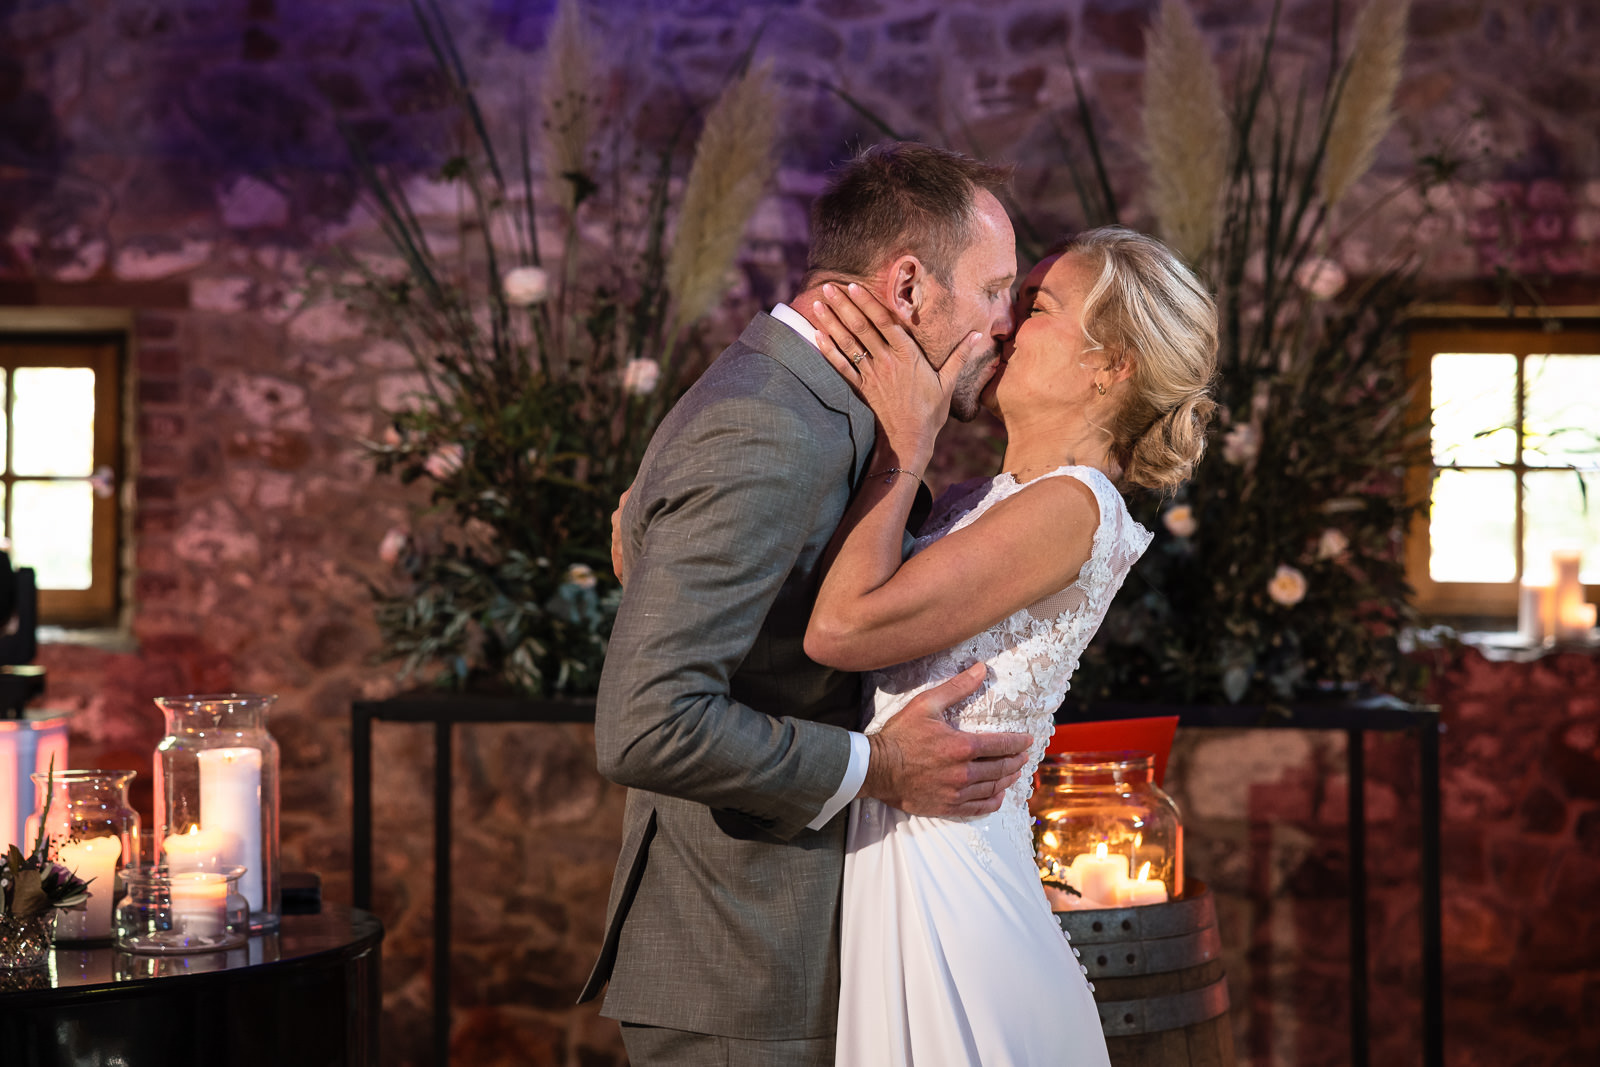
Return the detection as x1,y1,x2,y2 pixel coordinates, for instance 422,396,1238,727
862,466,1153,854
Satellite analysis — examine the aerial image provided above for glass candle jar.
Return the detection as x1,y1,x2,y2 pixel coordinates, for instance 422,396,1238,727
114,865,248,955
24,769,141,942
154,694,281,933
1031,750,1183,910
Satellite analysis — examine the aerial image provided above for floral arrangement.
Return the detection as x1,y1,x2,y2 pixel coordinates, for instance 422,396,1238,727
1,763,91,922
1055,0,1439,705
341,0,778,696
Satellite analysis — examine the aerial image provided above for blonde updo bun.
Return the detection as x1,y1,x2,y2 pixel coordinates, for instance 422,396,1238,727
1060,226,1218,492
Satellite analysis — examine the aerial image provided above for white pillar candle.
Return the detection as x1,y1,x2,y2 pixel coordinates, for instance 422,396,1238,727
0,727,17,855
1116,861,1170,907
1072,842,1129,906
162,825,231,871
198,747,263,912
1557,599,1597,639
1550,551,1586,640
169,871,228,938
55,836,122,939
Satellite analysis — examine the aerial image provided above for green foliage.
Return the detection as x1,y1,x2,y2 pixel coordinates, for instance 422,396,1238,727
1068,0,1436,706
341,0,772,696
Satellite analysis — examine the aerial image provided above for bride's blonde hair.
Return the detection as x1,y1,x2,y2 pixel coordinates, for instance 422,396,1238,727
1063,226,1217,492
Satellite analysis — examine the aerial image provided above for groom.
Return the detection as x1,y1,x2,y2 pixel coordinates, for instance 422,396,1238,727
580,142,1028,1065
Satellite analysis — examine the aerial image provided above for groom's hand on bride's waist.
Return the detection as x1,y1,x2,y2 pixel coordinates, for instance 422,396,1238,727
857,663,1032,818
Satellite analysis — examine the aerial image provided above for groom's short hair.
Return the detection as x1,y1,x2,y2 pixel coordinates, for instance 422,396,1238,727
805,142,1013,289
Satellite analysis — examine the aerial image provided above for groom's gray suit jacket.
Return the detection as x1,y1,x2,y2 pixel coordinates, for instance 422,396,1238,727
579,312,876,1039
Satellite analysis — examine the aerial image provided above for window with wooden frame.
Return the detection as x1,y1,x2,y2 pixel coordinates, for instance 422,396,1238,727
1407,319,1600,617
1,328,124,626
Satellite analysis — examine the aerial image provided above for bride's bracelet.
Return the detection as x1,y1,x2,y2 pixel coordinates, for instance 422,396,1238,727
867,466,924,488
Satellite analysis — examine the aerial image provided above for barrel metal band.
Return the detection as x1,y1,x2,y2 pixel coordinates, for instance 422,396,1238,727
1080,924,1222,978
1094,975,1232,1037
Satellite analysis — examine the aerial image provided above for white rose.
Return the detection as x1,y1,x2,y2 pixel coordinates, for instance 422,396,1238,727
378,526,409,564
564,563,597,590
1316,527,1349,560
622,358,662,395
1294,256,1347,300
502,266,550,306
1222,423,1261,465
424,443,465,480
1162,505,1198,538
1267,564,1308,607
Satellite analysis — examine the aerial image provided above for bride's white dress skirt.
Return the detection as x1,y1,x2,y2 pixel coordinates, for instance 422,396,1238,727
837,798,1110,1066
834,467,1150,1066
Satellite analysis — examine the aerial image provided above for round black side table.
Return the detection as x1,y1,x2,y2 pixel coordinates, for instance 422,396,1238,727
0,905,382,1067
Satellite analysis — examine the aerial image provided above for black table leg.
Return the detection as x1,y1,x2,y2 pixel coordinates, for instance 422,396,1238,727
353,704,373,911
1347,727,1369,1067
1420,718,1444,1067
434,719,453,1066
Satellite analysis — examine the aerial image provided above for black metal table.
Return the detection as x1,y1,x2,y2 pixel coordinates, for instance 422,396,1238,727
0,906,383,1065
1056,697,1443,1067
352,692,1441,1067
351,691,594,1067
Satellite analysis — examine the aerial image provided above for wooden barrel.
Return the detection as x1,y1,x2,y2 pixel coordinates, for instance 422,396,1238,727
1057,880,1236,1067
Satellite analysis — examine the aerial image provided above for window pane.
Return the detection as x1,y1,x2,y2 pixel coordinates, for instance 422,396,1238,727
12,367,95,477
1430,469,1516,582
1,371,8,469
1524,470,1600,584
1524,354,1600,469
11,480,93,589
1431,353,1517,467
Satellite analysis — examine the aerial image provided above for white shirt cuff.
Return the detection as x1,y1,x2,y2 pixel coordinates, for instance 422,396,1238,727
807,730,871,830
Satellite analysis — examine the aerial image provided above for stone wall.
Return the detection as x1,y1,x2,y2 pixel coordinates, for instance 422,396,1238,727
3,1,1598,1064
1160,645,1600,1066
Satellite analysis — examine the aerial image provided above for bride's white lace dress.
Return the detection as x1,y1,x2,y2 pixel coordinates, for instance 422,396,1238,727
836,465,1152,1066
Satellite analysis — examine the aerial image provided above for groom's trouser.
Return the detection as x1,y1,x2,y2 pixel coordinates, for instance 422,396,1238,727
620,1023,833,1067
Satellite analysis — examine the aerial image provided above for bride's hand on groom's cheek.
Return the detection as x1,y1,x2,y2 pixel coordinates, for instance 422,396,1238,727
814,283,951,457
858,663,1033,818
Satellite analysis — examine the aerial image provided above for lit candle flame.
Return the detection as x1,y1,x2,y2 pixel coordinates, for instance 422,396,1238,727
1095,841,1108,860
1134,832,1142,849
1137,861,1152,882
1042,831,1058,848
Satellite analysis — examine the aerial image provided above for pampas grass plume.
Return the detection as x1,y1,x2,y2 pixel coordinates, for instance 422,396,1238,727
540,0,596,212
666,61,779,327
1322,0,1409,207
1141,0,1229,265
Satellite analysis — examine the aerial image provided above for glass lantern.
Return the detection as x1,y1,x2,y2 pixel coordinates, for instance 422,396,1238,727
114,865,249,955
24,769,141,942
153,694,281,933
1031,750,1183,910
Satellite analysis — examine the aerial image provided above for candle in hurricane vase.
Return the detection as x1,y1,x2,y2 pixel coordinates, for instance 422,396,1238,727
155,694,281,933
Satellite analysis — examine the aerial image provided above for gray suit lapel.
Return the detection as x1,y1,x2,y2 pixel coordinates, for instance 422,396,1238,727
740,312,876,485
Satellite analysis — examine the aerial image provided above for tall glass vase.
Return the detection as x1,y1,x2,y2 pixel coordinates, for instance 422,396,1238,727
24,769,141,943
154,694,281,933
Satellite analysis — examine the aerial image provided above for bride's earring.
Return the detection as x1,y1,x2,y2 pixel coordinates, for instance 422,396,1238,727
1094,380,1107,396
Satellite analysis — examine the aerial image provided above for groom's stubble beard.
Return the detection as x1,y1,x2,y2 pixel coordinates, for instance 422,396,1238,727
916,287,1000,424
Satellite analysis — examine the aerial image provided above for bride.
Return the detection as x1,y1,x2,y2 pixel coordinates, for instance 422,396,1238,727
802,226,1217,1066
